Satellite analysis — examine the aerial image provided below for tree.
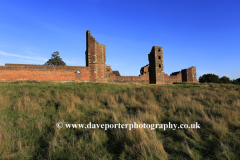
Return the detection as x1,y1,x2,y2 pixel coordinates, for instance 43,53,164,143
232,78,240,84
219,76,231,84
44,51,66,66
199,74,220,83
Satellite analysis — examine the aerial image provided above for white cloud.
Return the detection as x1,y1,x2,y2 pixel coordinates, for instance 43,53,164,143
0,51,48,62
64,58,85,66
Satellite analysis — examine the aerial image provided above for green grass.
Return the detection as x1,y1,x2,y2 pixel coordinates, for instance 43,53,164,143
0,81,240,159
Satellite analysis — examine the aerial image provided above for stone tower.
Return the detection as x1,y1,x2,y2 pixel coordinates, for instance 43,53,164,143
148,46,165,84
86,30,106,82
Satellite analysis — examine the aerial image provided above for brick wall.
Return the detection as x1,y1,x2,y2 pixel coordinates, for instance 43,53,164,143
109,74,149,84
107,64,149,84
190,66,199,83
181,66,199,83
148,46,164,84
140,64,149,75
86,30,107,82
164,72,182,84
0,64,89,81
105,66,112,79
0,30,199,84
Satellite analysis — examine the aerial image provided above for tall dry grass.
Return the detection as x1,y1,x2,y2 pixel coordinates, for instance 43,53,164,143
0,81,239,159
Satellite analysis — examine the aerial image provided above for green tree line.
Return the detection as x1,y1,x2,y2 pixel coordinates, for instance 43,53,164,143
199,74,240,84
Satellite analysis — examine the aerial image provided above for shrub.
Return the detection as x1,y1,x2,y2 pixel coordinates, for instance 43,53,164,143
219,76,231,84
199,74,219,83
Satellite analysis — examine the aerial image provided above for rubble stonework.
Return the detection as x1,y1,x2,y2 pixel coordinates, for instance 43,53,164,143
0,30,198,84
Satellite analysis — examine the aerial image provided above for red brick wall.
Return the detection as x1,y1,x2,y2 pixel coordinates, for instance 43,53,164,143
140,64,149,75
86,30,107,82
156,72,165,84
187,68,193,82
109,73,149,84
155,47,165,84
0,64,89,81
148,46,164,84
164,73,182,84
105,66,112,79
95,44,106,81
0,31,199,85
185,67,199,83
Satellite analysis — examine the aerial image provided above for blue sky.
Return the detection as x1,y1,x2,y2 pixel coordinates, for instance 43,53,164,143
0,0,239,80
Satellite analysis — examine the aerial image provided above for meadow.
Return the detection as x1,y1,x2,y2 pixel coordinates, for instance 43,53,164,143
0,81,239,160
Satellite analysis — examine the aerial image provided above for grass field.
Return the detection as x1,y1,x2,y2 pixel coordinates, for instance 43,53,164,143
0,81,239,159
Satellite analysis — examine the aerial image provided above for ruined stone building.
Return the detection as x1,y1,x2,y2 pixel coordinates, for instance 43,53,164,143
0,30,198,84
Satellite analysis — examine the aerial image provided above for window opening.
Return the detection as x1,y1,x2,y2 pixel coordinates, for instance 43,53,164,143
75,70,81,74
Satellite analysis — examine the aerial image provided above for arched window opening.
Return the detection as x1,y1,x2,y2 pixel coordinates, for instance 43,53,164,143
75,70,81,74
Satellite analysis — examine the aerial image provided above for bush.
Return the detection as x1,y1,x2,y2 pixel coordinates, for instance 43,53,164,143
199,74,220,83
219,76,231,84
232,78,240,84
